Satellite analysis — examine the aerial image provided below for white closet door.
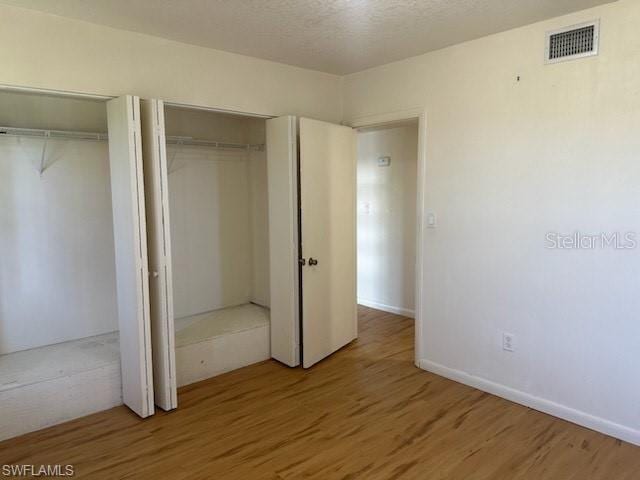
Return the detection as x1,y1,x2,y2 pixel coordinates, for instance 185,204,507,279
266,116,300,367
299,118,357,368
140,99,177,411
107,95,154,418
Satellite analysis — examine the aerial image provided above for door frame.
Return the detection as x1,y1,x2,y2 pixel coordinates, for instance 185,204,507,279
345,107,428,367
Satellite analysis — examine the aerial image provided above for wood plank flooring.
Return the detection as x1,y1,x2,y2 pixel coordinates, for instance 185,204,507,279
1,306,639,479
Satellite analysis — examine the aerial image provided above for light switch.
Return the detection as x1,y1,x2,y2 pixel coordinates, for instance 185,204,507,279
426,212,437,228
377,156,391,167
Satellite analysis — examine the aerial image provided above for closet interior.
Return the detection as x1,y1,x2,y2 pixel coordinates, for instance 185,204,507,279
0,89,152,441
0,91,356,438
160,105,271,388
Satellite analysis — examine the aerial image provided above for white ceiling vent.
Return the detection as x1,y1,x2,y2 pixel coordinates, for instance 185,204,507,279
545,20,599,64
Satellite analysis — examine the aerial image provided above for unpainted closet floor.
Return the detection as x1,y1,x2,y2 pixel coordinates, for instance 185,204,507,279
0,333,119,392
174,303,269,347
1,306,639,479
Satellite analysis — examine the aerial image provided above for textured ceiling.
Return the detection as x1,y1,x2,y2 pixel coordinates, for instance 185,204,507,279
2,0,616,74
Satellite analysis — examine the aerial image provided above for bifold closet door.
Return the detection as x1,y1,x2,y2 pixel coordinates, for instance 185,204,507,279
266,116,300,367
107,96,155,418
299,118,357,368
140,99,177,411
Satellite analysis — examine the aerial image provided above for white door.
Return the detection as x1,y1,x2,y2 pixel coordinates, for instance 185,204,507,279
140,99,177,411
266,116,300,367
299,118,358,368
107,95,155,418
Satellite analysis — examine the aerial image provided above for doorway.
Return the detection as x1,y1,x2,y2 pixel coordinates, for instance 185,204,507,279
356,120,419,321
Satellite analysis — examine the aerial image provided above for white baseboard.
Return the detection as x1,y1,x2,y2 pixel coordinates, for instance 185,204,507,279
357,298,414,318
419,359,640,447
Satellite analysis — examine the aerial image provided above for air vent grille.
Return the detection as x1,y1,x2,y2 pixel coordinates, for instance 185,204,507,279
546,20,599,64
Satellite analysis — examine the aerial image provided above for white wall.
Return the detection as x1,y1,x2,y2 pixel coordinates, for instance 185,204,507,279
164,107,250,143
166,109,269,318
168,146,252,318
168,147,270,317
248,148,270,307
0,91,107,132
0,3,343,122
344,0,640,444
357,124,417,317
0,137,117,354
247,118,270,307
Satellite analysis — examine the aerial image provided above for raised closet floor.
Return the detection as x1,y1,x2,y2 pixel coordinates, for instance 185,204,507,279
174,304,269,387
0,333,119,389
175,304,269,344
0,334,121,441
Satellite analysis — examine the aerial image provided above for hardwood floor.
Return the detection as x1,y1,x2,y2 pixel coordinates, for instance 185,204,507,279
1,306,639,479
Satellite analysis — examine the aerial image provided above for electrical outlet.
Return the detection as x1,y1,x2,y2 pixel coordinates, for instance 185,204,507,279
502,332,516,352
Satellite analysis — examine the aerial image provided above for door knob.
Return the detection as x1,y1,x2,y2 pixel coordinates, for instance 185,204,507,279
308,258,318,266
299,258,306,266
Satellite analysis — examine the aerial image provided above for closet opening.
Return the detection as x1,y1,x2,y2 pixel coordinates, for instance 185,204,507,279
356,120,419,323
161,104,271,387
0,88,149,441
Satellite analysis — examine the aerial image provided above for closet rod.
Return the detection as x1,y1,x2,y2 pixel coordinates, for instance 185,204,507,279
0,125,108,142
0,127,265,150
166,135,264,151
